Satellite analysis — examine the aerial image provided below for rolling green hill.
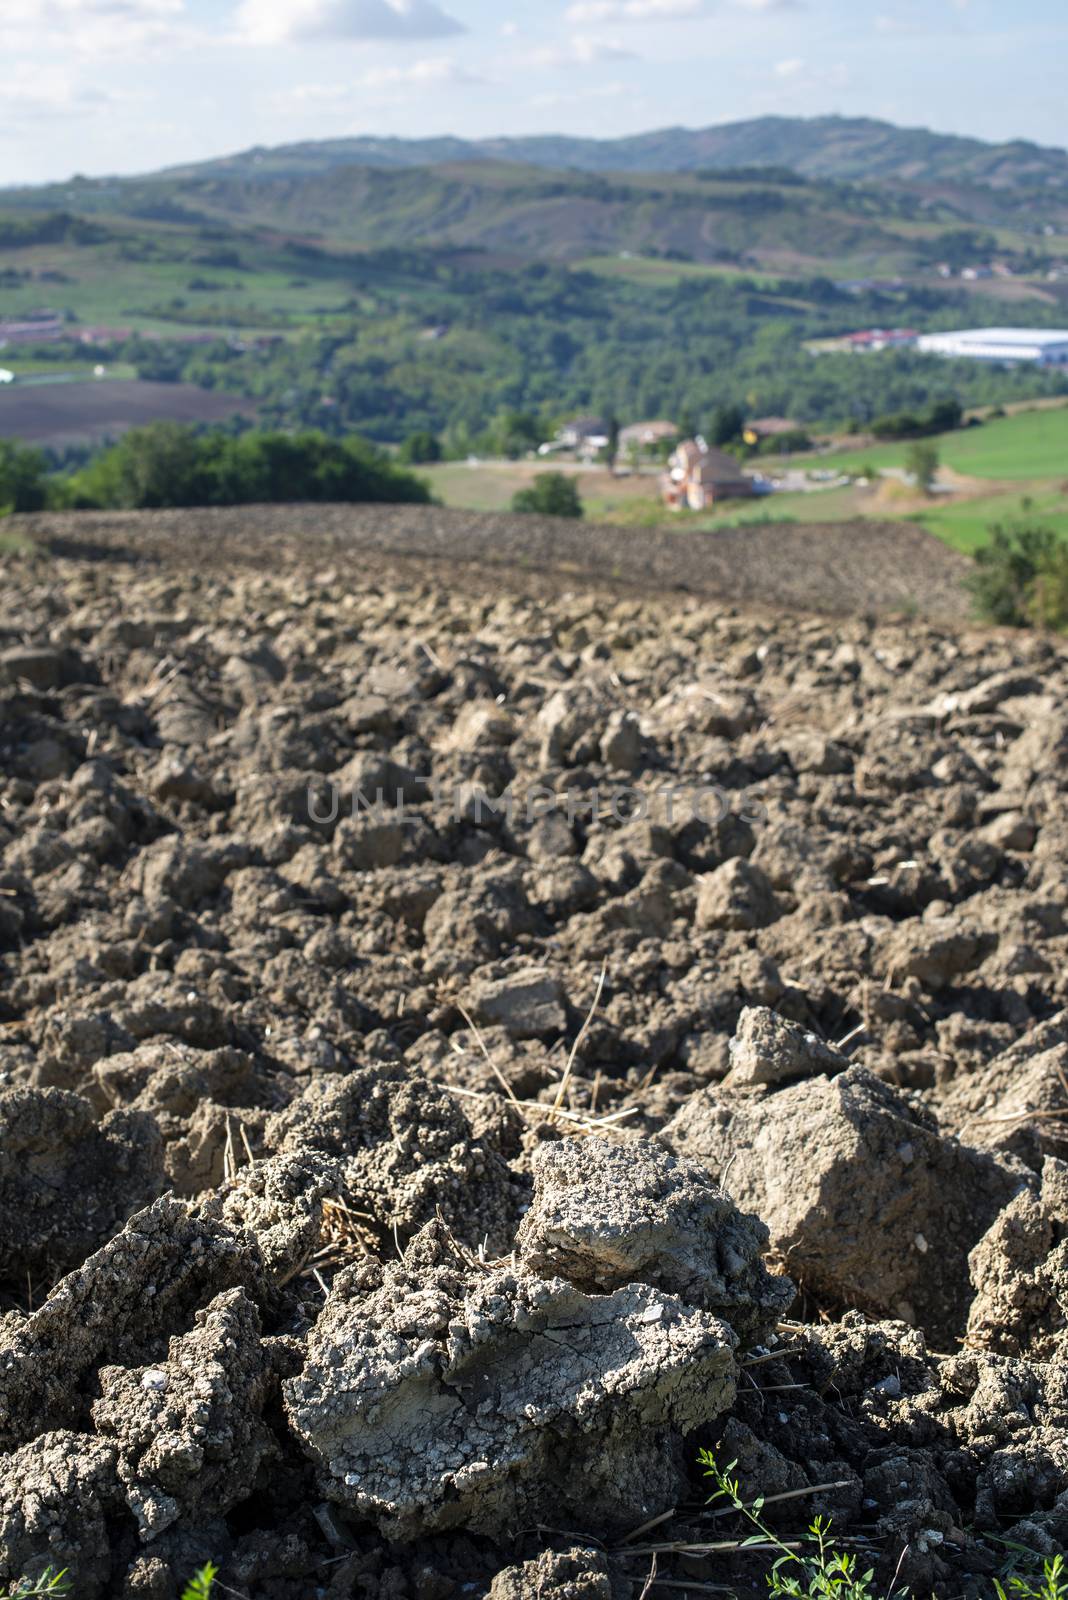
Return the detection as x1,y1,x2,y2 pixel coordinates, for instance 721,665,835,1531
149,116,1068,193
4,159,1064,279
98,163,947,271
5,106,1067,280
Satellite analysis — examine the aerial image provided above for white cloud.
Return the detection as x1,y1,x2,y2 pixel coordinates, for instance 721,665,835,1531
528,33,636,65
565,0,703,20
530,81,628,108
238,0,464,43
0,63,115,122
565,0,798,18
270,54,485,113
0,0,193,57
358,54,483,86
2,0,180,17
573,32,634,59
275,80,351,102
766,57,851,97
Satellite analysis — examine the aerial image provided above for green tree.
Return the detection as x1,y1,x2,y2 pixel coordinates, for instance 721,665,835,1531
511,472,583,518
927,396,964,433
1028,540,1068,632
970,522,1062,627
480,409,542,459
605,414,620,468
73,421,208,509
708,403,745,447
0,440,49,515
905,440,939,493
69,424,432,511
398,430,442,465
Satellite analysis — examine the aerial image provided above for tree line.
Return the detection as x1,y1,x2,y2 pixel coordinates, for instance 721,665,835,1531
0,424,431,517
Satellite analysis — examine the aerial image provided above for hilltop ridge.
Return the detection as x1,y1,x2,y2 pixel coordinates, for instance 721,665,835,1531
147,114,1068,191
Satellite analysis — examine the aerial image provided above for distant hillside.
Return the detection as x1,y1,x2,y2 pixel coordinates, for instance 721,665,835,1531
152,116,1068,192
86,162,940,271
2,113,1066,299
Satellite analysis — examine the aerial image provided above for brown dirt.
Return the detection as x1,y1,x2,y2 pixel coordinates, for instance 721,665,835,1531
16,500,971,620
0,511,1065,1600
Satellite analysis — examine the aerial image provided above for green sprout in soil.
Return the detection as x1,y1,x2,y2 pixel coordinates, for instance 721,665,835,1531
699,1450,907,1600
995,1554,1068,1600
0,1572,72,1600
181,1565,218,1600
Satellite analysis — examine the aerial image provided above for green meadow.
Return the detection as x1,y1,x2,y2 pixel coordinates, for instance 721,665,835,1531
815,405,1068,481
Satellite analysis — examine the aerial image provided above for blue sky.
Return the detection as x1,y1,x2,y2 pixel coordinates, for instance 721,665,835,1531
3,0,1066,185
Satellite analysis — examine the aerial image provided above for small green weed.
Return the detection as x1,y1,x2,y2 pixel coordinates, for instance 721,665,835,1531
700,1451,906,1599
0,1571,72,1600
995,1553,1068,1599
181,1565,218,1600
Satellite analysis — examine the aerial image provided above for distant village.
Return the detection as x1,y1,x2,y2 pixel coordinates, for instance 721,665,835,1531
537,415,809,510
810,325,1068,365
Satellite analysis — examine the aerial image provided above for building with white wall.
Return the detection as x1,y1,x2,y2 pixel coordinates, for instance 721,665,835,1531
916,328,1068,366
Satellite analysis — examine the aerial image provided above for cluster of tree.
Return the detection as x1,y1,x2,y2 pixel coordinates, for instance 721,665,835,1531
0,441,50,515
750,428,814,456
870,397,965,440
0,425,430,517
511,473,583,519
705,404,747,448
397,431,443,465
696,166,809,186
133,298,294,329
970,523,1068,631
0,210,106,248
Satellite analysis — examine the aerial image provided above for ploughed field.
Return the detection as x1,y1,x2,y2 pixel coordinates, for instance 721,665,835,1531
0,509,1066,1599
21,501,972,620
0,380,254,447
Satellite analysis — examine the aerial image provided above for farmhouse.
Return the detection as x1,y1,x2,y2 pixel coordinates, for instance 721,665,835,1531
916,327,1068,366
548,415,611,455
619,419,678,453
662,439,755,511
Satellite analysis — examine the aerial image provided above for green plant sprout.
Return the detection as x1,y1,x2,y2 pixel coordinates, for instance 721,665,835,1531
995,1554,1068,1600
0,1571,72,1600
181,1564,218,1600
700,1450,906,1600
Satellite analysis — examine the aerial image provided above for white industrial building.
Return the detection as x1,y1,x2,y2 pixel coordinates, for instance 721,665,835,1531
916,328,1068,366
